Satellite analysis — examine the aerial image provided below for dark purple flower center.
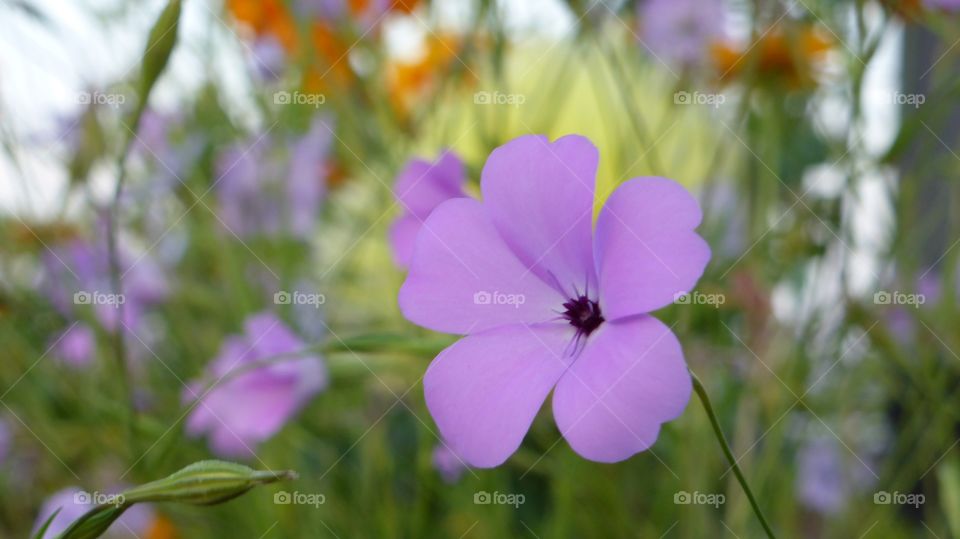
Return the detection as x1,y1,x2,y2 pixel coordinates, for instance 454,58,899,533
562,295,604,337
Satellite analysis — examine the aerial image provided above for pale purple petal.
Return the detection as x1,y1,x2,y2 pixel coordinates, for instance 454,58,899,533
398,198,563,334
287,116,332,237
395,151,466,218
639,0,725,68
185,311,326,458
53,324,96,368
432,444,467,483
552,316,691,463
424,323,572,467
595,177,710,319
924,0,960,11
388,214,421,267
480,134,598,295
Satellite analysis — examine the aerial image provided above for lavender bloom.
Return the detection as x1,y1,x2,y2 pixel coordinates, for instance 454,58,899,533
432,444,467,483
399,134,710,466
41,238,169,333
294,0,344,19
638,0,726,69
52,324,96,368
389,151,467,267
797,438,847,514
885,272,942,345
0,419,9,465
185,312,327,458
251,35,287,81
924,0,960,11
216,116,332,239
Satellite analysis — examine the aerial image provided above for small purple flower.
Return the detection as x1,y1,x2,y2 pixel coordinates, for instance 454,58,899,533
925,0,960,11
797,437,848,514
251,35,287,80
216,116,332,239
432,444,467,483
639,0,726,68
0,419,10,465
399,134,710,466
32,487,153,538
294,0,344,19
52,324,96,368
41,238,168,333
185,312,327,458
389,151,467,267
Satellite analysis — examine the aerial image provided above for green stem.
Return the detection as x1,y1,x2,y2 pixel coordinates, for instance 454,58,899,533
691,372,776,539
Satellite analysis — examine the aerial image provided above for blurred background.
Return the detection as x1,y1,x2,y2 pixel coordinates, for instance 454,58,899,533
1,0,959,536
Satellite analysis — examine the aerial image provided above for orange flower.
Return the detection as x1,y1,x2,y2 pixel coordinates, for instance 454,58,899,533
304,21,356,91
387,33,471,115
145,515,179,539
227,0,297,50
712,26,832,87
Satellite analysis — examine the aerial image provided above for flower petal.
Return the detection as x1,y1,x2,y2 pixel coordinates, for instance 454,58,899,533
480,134,598,295
388,213,420,267
552,315,691,463
399,198,563,334
395,151,466,217
424,323,573,467
595,177,710,319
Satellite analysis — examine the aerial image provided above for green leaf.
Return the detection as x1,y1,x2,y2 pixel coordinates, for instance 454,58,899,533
130,0,182,128
57,506,127,539
938,454,960,538
32,507,61,539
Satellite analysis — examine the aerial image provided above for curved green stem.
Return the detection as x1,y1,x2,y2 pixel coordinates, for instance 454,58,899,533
691,372,776,539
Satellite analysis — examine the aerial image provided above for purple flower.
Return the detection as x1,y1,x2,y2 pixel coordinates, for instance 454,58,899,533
250,35,287,81
216,116,332,239
389,151,467,267
432,444,467,483
185,312,327,458
639,0,725,68
399,134,710,466
32,487,153,538
294,0,344,19
0,419,10,465
925,0,960,11
52,324,96,368
797,437,848,514
41,238,168,333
